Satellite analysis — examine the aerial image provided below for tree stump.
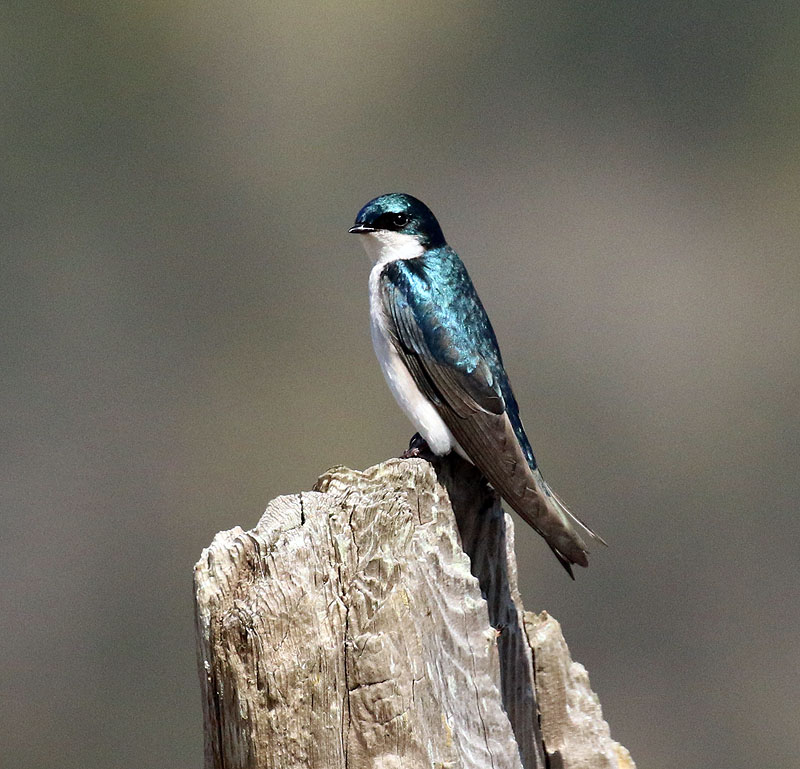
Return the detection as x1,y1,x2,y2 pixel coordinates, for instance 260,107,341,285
194,454,635,769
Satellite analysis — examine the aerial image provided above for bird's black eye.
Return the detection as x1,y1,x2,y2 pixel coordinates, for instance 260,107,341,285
374,211,410,230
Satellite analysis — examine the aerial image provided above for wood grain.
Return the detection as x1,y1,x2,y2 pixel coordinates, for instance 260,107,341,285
194,454,634,769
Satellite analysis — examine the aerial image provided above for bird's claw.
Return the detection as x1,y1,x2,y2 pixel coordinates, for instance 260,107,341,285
400,433,434,460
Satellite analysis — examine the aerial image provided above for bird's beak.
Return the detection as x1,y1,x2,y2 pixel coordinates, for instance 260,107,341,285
348,224,375,234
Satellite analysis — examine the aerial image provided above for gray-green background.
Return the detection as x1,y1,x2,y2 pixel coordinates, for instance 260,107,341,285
3,3,799,768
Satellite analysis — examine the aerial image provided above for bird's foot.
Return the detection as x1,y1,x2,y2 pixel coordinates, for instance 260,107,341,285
400,433,435,461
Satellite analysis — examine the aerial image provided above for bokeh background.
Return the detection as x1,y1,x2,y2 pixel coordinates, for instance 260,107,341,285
3,3,799,768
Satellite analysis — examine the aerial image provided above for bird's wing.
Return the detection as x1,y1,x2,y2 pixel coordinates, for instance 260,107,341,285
380,265,592,573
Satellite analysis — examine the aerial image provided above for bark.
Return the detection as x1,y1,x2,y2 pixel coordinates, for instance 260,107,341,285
194,454,635,769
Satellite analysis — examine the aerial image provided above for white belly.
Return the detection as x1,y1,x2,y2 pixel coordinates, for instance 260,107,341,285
369,264,456,456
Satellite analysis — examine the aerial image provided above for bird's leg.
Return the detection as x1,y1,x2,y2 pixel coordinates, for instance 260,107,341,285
400,432,434,460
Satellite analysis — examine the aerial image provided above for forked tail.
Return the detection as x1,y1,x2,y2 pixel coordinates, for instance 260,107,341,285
539,475,607,578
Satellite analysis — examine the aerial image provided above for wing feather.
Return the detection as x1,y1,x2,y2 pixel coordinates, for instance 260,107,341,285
384,279,504,417
380,265,594,573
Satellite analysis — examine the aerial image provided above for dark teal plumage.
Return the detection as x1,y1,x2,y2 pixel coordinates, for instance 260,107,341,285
352,193,604,575
382,248,539,473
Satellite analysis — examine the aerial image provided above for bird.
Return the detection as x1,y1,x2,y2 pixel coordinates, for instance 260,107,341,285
349,192,605,577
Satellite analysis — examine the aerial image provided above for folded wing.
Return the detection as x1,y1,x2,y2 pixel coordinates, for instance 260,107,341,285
381,266,599,575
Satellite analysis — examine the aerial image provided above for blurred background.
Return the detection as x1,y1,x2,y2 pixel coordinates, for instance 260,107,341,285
3,2,799,767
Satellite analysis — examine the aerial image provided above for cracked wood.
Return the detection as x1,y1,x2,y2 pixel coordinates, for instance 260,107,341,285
194,454,634,769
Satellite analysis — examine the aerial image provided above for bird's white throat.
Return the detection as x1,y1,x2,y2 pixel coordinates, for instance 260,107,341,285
364,228,457,457
358,230,425,266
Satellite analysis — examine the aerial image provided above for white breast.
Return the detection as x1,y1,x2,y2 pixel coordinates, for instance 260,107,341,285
360,231,457,456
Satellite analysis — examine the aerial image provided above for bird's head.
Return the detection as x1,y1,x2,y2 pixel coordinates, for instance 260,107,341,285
349,193,446,263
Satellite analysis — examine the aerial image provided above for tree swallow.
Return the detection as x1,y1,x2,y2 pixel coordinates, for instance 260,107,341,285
349,193,604,576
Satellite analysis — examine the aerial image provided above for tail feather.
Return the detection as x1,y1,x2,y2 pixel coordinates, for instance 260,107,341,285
547,543,577,579
506,468,605,576
440,404,605,575
548,485,608,549
541,484,606,577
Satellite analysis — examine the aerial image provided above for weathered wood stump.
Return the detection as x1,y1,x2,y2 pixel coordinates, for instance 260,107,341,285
194,454,634,769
